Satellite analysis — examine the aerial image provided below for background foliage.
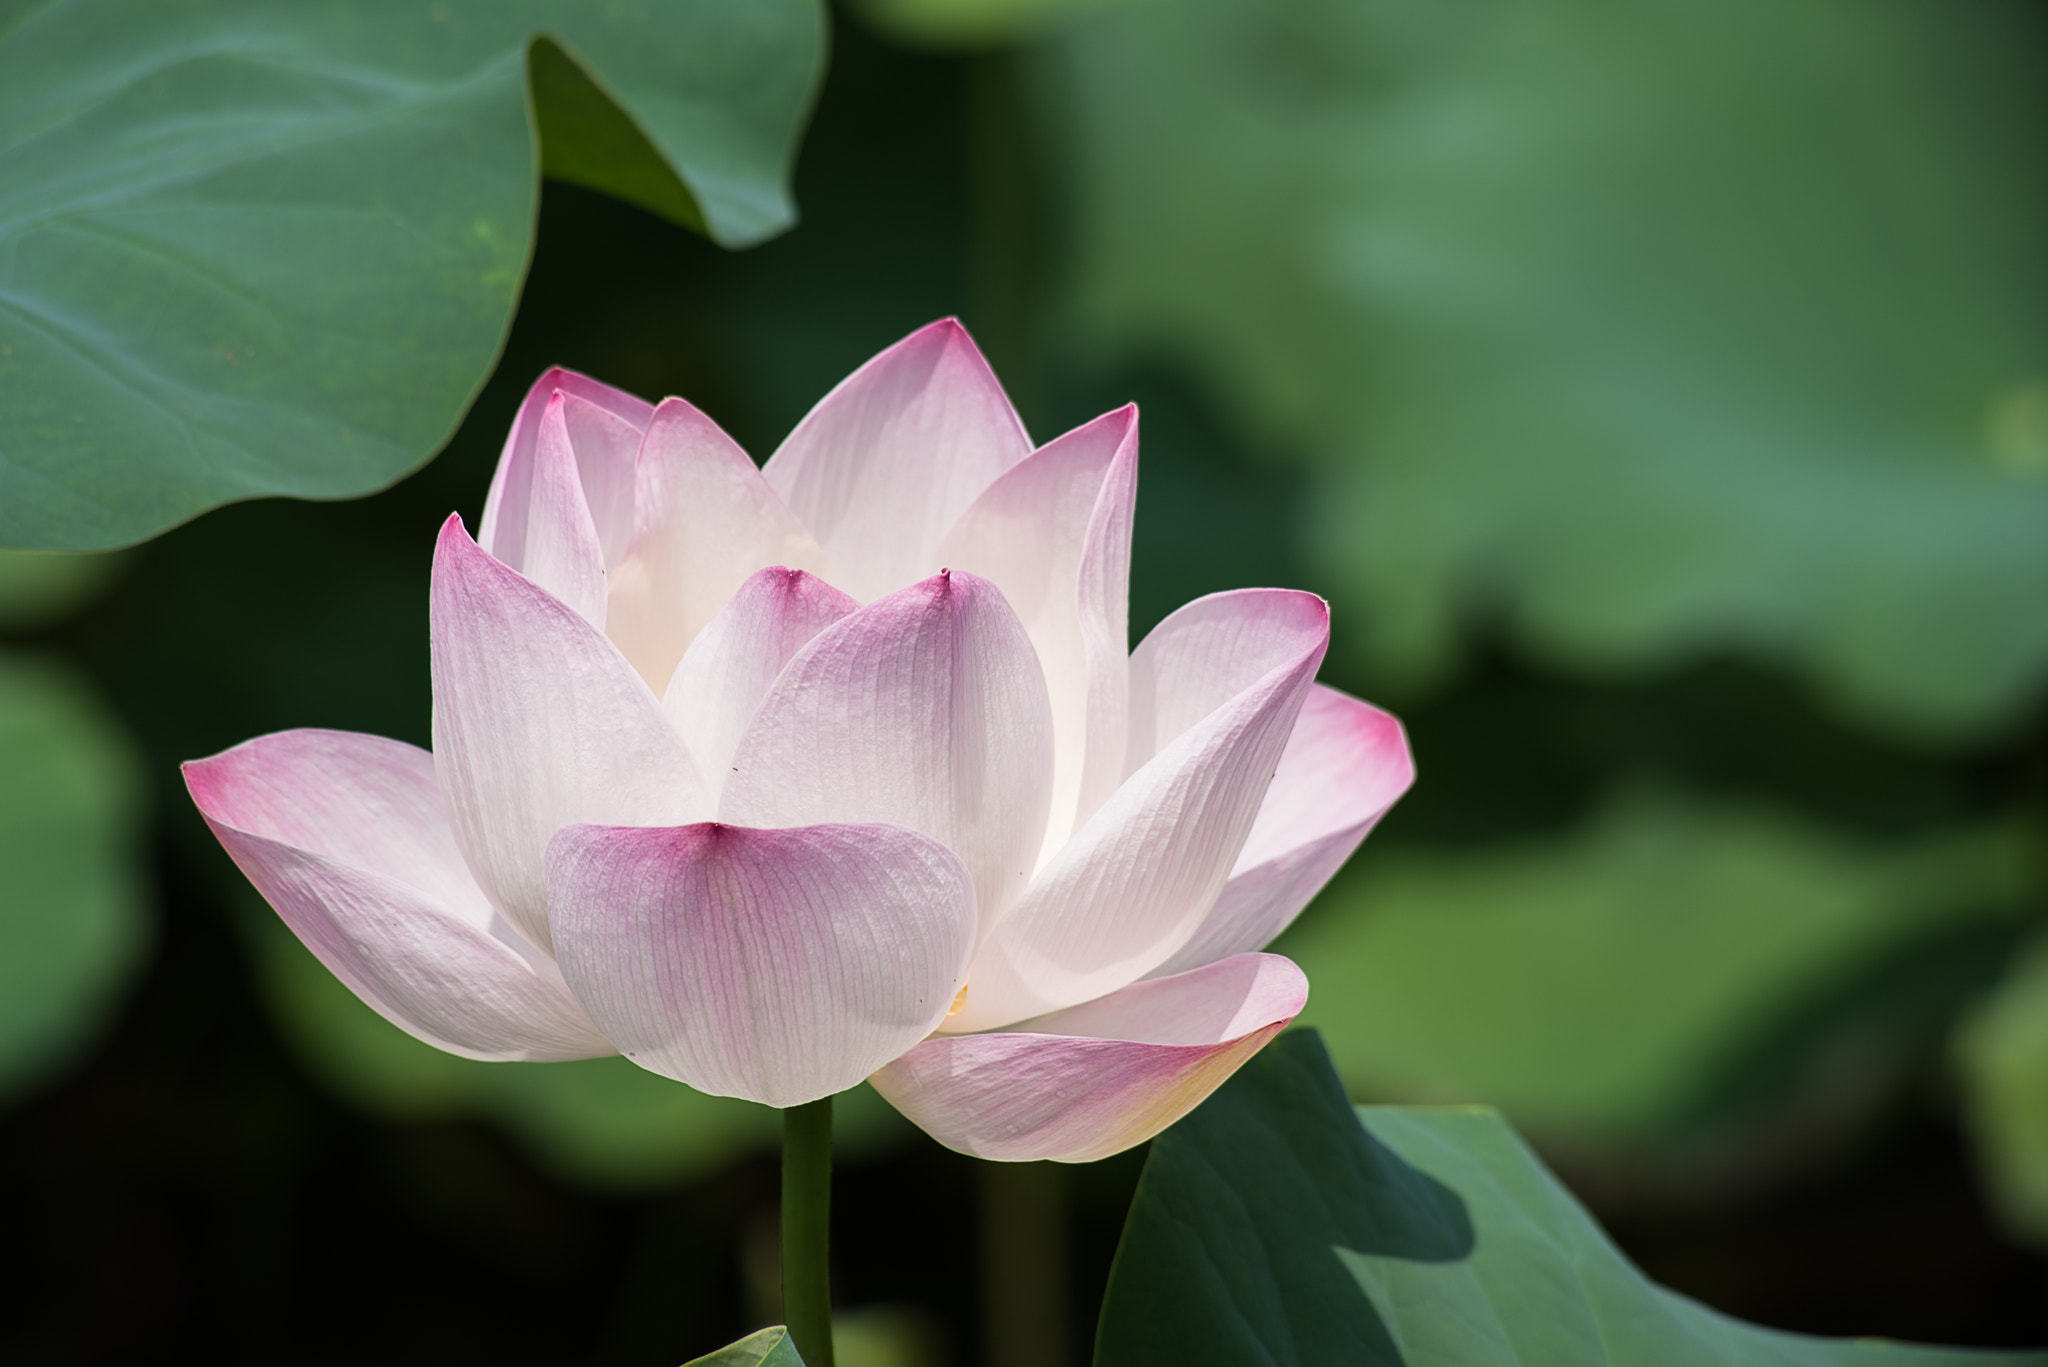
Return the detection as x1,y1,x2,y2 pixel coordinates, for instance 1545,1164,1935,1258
1053,0,2048,740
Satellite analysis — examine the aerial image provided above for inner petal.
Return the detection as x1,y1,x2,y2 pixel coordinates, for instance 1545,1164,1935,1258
604,397,829,692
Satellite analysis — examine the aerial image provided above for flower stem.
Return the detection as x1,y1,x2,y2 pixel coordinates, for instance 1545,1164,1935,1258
781,1095,835,1367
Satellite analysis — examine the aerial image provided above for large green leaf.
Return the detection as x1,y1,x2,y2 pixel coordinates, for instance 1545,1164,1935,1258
0,649,148,1104
1054,0,2048,740
0,0,822,550
1957,936,2048,1244
1097,1031,2048,1366
1279,793,2029,1141
684,1327,805,1367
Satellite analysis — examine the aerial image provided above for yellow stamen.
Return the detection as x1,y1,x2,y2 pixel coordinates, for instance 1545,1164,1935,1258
946,984,970,1019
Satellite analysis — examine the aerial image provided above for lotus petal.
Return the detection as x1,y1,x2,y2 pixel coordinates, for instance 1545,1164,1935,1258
547,820,976,1107
184,729,610,1061
937,405,1138,860
559,392,645,570
721,570,1054,932
606,397,829,692
763,319,1032,602
480,367,653,573
948,590,1327,1032
665,566,860,790
518,393,610,629
1150,685,1414,978
430,515,710,951
871,953,1306,1162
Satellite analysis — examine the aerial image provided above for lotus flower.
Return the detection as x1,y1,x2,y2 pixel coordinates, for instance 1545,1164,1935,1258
184,322,1412,1162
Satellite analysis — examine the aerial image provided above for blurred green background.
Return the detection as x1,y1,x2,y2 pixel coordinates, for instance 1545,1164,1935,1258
5,0,2048,1361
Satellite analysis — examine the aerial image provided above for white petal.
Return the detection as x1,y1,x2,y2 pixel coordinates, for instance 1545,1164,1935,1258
1149,685,1413,977
720,570,1055,934
547,820,976,1107
519,393,609,629
184,730,610,1061
871,953,1305,1162
762,319,1033,602
936,405,1138,863
605,397,829,692
664,566,859,792
480,367,652,571
560,392,644,569
430,515,711,952
947,590,1328,1032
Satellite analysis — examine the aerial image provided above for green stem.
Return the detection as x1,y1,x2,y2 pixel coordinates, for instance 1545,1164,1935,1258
781,1096,835,1367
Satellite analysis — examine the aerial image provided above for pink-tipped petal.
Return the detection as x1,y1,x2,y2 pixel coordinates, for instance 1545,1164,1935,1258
948,590,1328,1032
560,392,644,569
721,571,1055,933
663,567,860,790
1123,589,1338,774
1150,686,1414,978
936,406,1138,861
519,394,610,629
547,820,977,1107
431,515,711,952
762,320,1033,603
183,730,611,1061
605,397,829,692
871,953,1306,1162
480,368,653,572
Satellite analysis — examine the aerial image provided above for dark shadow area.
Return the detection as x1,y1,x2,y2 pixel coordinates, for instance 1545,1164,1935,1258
1608,1112,2048,1349
1363,643,2024,853
0,837,693,1366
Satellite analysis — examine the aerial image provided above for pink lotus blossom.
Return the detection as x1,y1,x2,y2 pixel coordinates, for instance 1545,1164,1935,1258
184,322,1412,1162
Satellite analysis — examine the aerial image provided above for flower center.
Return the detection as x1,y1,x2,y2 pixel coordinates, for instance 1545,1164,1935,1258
946,984,970,1020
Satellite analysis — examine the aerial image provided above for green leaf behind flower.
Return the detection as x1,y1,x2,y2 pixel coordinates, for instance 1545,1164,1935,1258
1097,1030,2048,1366
0,0,822,550
1055,0,2048,740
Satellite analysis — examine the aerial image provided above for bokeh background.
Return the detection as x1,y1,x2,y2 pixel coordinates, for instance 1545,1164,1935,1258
6,1,2048,1361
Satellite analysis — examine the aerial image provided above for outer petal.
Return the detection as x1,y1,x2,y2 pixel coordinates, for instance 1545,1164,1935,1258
518,393,610,629
546,820,977,1108
663,566,860,792
606,397,829,692
871,953,1306,1162
948,590,1328,1032
183,730,611,1062
1149,685,1414,978
762,319,1033,603
721,570,1055,933
935,405,1138,863
480,367,653,572
431,515,711,952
